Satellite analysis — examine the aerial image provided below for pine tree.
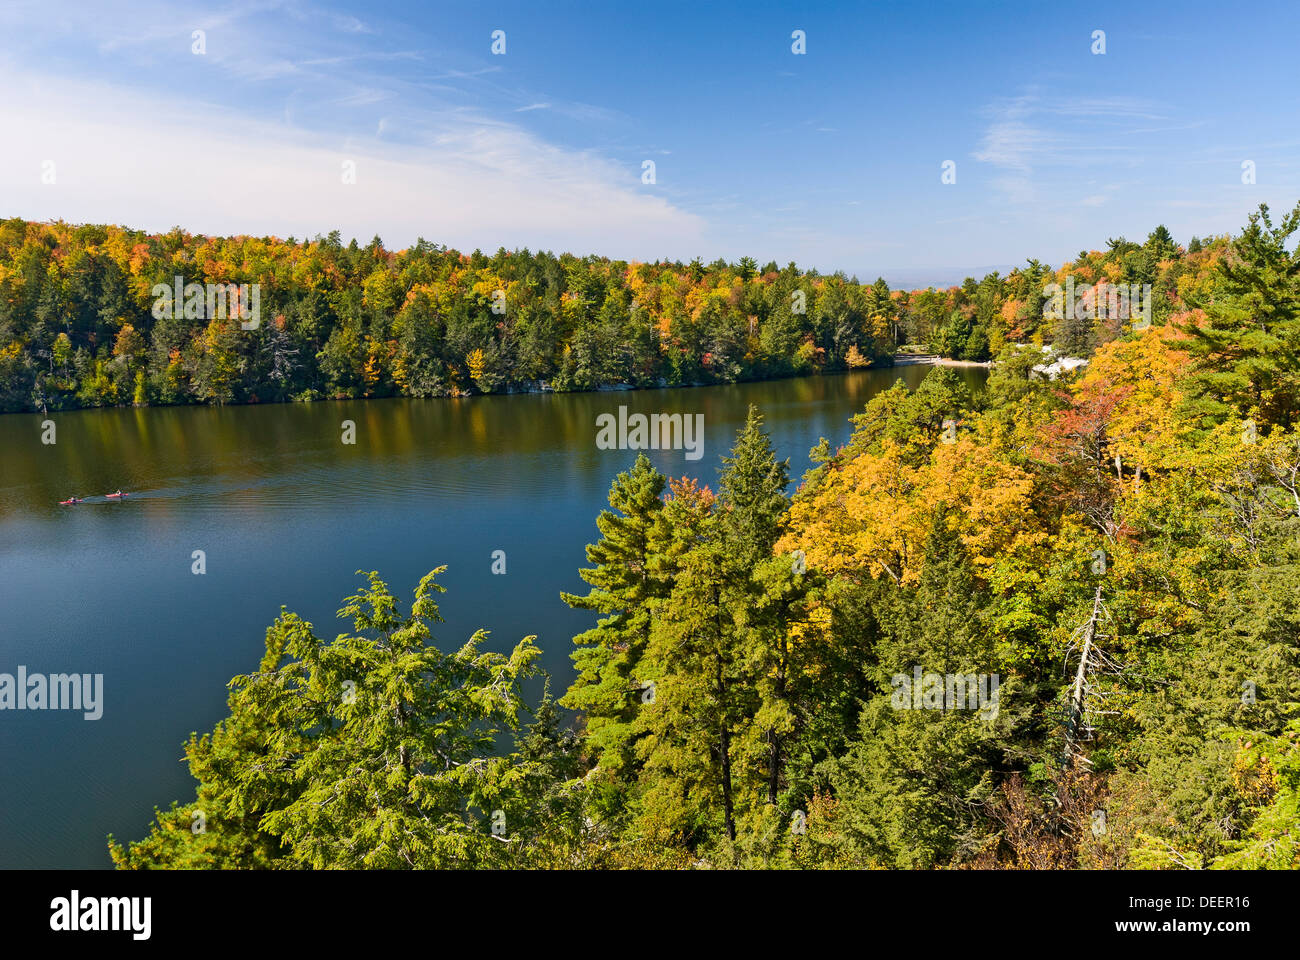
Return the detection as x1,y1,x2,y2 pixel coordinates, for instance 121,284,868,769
637,495,756,853
1144,224,1179,263
1053,288,1096,358
718,404,790,570
111,569,542,869
743,554,818,810
716,406,804,810
1180,201,1300,430
823,513,1004,867
561,454,667,781
506,678,589,867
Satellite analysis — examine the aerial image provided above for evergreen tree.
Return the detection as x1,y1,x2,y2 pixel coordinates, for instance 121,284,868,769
636,493,756,853
1053,288,1096,358
561,454,667,783
715,406,806,812
111,569,542,869
718,404,791,569
1180,201,1300,430
506,679,590,868
1144,224,1179,264
822,513,1006,867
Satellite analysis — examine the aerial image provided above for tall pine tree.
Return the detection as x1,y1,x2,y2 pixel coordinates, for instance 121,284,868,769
1181,201,1300,430
561,454,667,783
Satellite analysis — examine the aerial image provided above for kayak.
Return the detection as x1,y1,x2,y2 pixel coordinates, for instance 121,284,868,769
105,492,129,499
59,498,82,505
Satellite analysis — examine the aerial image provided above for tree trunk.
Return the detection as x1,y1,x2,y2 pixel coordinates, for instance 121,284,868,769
720,724,736,843
767,641,787,806
717,658,736,844
1066,586,1103,765
766,730,780,807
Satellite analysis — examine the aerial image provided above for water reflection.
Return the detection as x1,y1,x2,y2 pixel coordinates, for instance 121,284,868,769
0,366,984,867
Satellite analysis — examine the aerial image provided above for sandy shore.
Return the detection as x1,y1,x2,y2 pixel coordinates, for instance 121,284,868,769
892,356,992,368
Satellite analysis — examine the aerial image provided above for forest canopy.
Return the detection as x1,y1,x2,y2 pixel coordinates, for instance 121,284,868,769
109,201,1300,869
0,212,1238,414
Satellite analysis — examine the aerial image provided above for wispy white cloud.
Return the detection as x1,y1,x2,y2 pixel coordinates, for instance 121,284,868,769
973,119,1058,173
0,1,707,257
0,65,706,256
329,13,371,35
334,88,394,107
299,51,424,67
971,93,1164,201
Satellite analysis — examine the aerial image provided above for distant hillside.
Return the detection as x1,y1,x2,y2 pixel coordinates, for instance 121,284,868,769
0,217,1228,413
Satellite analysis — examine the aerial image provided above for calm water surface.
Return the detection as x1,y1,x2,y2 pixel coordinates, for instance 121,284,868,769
0,366,984,867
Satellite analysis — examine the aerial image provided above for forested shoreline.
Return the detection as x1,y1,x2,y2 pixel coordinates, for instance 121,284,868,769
0,214,1227,414
109,203,1300,870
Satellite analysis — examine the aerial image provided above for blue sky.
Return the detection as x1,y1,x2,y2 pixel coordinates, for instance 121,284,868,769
1,0,1297,285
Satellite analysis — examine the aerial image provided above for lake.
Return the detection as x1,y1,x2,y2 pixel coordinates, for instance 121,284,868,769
0,364,985,867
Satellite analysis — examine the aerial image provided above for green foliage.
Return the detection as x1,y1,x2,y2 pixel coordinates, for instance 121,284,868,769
111,569,558,869
560,454,667,787
112,202,1300,871
718,404,790,569
1179,201,1300,430
846,366,972,464
0,218,899,413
